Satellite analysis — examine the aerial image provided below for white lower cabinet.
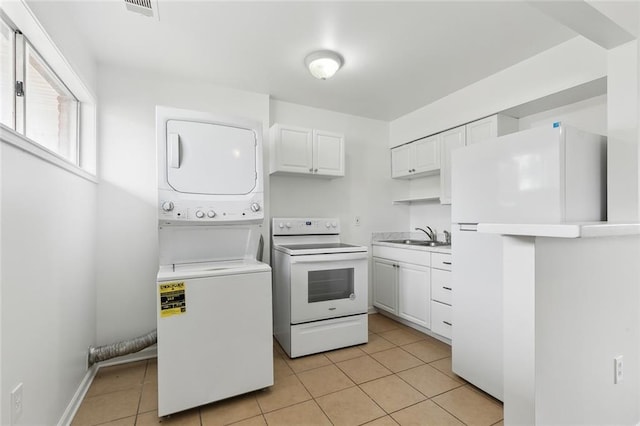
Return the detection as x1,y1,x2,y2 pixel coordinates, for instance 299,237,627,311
430,252,452,339
373,245,453,339
372,245,431,329
398,263,430,328
372,257,398,314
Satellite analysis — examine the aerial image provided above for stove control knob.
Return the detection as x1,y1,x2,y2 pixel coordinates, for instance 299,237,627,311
250,203,261,212
325,222,331,228
332,222,338,228
207,210,216,218
285,222,291,228
161,201,174,212
278,223,284,229
195,210,205,219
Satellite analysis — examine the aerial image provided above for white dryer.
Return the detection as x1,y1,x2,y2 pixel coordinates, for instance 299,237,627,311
155,106,272,417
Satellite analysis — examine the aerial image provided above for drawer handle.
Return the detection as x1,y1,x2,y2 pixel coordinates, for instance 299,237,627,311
443,261,452,265
443,321,452,326
443,286,452,291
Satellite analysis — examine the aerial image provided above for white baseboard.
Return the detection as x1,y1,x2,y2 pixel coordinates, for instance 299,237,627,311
57,346,158,426
57,364,98,426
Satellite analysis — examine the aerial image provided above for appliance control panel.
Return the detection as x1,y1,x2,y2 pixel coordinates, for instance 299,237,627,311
159,198,263,224
272,218,340,235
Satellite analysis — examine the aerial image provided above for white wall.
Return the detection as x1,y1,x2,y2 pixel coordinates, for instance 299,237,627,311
269,100,408,307
0,3,99,425
96,65,270,345
390,36,607,147
534,235,639,424
0,142,97,425
518,94,607,135
408,203,452,241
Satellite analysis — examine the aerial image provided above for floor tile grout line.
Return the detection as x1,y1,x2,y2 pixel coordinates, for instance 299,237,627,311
430,393,472,426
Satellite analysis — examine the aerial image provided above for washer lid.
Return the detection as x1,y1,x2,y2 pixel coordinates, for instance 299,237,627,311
158,259,271,281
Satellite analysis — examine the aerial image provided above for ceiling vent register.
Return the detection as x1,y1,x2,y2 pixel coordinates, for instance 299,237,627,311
124,0,159,19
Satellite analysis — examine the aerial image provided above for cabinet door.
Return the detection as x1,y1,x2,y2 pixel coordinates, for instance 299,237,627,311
391,144,411,178
271,124,313,174
466,115,498,146
413,135,440,174
313,130,344,176
373,258,397,314
439,126,466,205
398,263,430,328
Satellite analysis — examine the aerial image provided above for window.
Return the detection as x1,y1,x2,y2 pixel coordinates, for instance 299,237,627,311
24,41,79,163
0,8,94,174
0,17,14,128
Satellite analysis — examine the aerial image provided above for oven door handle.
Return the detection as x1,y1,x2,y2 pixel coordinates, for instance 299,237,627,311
290,252,368,264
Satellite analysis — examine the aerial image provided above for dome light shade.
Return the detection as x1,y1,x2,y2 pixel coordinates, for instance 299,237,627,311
305,50,343,80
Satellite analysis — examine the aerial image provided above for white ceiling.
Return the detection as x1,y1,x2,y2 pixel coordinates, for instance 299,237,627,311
27,1,581,121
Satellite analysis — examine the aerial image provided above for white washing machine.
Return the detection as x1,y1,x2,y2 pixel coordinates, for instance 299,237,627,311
155,106,272,416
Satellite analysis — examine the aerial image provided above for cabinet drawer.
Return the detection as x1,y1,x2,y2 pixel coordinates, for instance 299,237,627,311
431,301,452,339
372,246,430,267
431,269,452,305
431,253,452,271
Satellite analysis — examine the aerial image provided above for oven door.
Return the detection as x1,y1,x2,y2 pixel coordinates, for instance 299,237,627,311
289,252,368,324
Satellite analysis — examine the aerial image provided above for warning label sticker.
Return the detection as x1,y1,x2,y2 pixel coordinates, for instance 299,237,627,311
159,282,186,318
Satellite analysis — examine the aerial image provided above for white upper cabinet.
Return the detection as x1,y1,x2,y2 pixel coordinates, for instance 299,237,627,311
391,134,439,179
439,126,466,205
270,124,344,178
313,130,345,176
439,114,519,204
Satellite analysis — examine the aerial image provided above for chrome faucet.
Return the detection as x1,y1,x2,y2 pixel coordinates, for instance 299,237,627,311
443,230,451,244
415,226,436,241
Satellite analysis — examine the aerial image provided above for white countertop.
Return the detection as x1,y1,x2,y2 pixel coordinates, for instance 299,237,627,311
478,222,640,238
372,240,452,254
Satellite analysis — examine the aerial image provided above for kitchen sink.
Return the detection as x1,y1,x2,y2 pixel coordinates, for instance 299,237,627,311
381,239,450,247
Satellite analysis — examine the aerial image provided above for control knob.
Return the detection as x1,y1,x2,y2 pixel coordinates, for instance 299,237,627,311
285,222,291,228
195,210,205,219
326,222,331,228
332,222,338,228
161,201,174,212
279,223,284,229
207,210,216,218
250,203,261,212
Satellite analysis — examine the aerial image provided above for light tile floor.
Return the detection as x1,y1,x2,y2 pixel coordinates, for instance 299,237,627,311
72,314,503,426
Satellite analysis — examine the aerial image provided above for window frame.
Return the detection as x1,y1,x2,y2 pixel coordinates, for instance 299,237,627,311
23,36,81,164
0,4,97,181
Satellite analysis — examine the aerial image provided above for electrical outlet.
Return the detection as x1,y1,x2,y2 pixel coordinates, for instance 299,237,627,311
614,356,623,384
11,383,23,424
354,216,361,226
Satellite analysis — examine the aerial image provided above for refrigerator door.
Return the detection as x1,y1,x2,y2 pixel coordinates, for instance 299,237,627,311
452,227,503,401
452,125,565,224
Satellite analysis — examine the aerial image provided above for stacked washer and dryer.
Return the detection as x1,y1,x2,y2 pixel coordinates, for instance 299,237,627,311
155,107,273,417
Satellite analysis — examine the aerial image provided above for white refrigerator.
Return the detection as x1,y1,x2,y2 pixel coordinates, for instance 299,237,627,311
450,123,606,401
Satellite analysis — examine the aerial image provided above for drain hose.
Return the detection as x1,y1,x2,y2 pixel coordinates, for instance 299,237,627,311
88,329,157,367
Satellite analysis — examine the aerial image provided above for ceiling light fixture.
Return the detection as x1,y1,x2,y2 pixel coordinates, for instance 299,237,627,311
305,50,344,80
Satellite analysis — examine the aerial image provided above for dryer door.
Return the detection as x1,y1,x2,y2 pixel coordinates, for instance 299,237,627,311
166,119,257,195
